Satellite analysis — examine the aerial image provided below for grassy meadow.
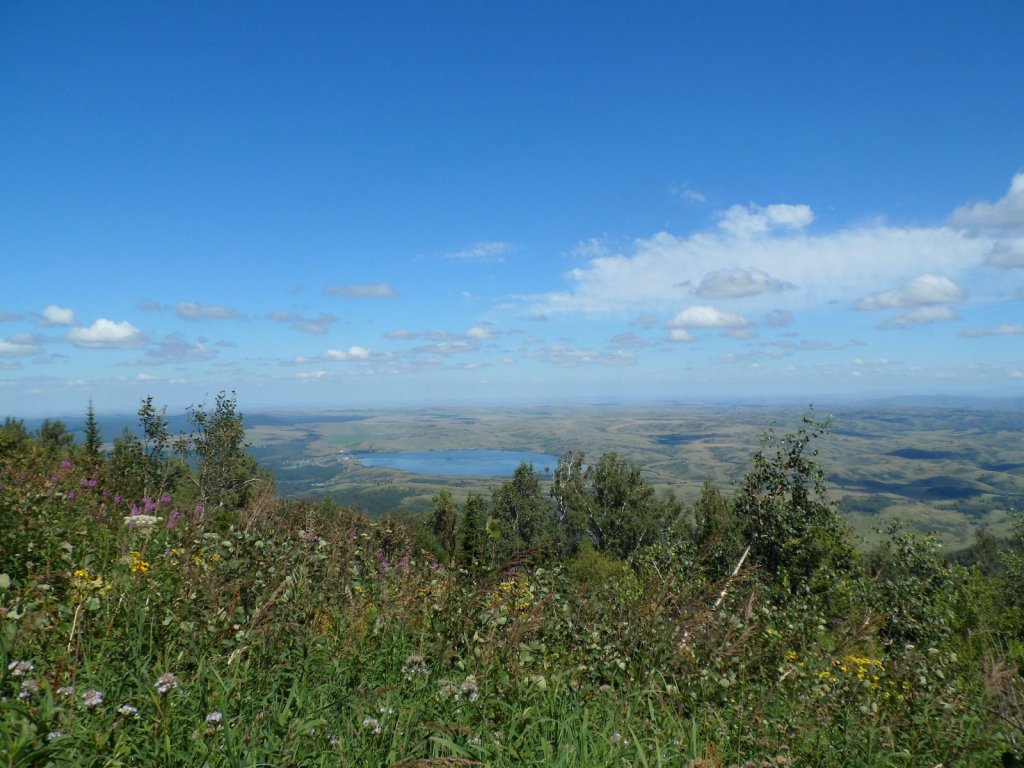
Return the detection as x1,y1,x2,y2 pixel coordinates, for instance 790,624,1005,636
2,399,1024,766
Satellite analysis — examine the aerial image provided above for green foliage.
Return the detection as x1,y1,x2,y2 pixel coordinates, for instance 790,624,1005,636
733,412,854,589
457,493,489,570
552,451,677,560
0,400,1020,764
492,462,550,554
177,391,260,518
83,400,103,467
690,478,745,576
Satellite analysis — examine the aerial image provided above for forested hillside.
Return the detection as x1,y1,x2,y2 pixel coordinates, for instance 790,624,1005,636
2,396,1023,766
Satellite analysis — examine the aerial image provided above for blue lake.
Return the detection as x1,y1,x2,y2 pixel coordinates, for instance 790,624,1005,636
356,449,559,477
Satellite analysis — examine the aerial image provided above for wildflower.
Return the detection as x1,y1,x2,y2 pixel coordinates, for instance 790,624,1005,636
159,494,172,506
205,711,223,724
401,653,429,679
61,459,73,470
117,704,139,717
610,732,623,744
19,679,41,699
82,689,104,707
166,508,181,531
154,673,179,694
193,503,205,521
57,685,76,698
129,551,151,574
124,514,161,529
7,660,34,677
47,731,64,741
66,491,76,501
362,716,382,734
114,493,122,503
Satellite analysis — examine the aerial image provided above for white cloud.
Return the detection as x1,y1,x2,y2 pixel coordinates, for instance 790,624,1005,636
718,203,814,237
296,370,329,381
266,311,337,334
856,274,965,310
950,173,1024,233
139,334,217,364
385,329,419,340
40,305,75,326
174,302,241,320
961,324,1024,337
762,309,794,327
323,346,371,360
135,373,157,382
324,282,397,298
986,239,1024,269
525,218,986,317
466,325,497,340
443,241,513,263
881,305,960,328
67,319,146,349
0,336,39,357
668,305,748,328
694,268,795,298
667,328,695,343
527,344,636,367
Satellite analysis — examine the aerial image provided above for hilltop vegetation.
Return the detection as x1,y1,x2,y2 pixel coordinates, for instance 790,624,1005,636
2,396,1024,766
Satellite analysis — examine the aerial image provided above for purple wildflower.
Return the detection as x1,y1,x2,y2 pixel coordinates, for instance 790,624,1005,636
114,493,122,504
143,496,157,513
129,505,141,517
61,459,73,471
166,508,181,531
66,491,76,502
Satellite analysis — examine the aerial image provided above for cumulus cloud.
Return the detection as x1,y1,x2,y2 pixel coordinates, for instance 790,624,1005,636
39,305,75,326
856,274,965,310
322,346,371,361
324,282,397,298
524,216,986,317
668,305,748,328
137,334,217,364
667,329,695,343
466,325,498,340
443,241,512,263
526,344,636,367
266,311,337,334
961,324,1024,337
694,268,795,299
762,309,794,327
610,331,648,349
385,329,419,340
880,305,960,328
174,302,242,320
986,239,1024,269
718,203,814,237
950,172,1024,233
0,335,40,357
67,319,146,349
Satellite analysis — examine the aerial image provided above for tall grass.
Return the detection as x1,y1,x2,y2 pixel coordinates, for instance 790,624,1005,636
1,449,1019,766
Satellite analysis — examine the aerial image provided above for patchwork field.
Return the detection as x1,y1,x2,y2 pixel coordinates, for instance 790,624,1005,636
242,399,1024,549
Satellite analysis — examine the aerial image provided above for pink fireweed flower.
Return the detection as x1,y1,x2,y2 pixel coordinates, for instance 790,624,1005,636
159,494,172,505
61,459,73,470
166,508,181,531
143,496,157,513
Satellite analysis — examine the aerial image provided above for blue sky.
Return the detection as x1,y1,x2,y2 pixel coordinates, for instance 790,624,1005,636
2,2,1022,416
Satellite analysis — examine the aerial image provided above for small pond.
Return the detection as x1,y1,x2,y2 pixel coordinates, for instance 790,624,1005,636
355,449,559,477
